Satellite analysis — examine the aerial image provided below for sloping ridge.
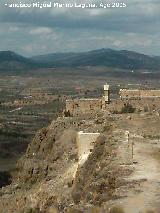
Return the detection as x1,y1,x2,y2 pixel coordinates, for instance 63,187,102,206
0,115,132,212
1,49,160,72
0,51,38,71
31,48,160,71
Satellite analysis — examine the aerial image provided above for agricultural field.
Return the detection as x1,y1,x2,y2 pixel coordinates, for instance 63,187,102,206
0,75,66,172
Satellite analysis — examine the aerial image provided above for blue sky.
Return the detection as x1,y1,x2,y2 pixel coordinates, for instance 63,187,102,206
0,0,160,56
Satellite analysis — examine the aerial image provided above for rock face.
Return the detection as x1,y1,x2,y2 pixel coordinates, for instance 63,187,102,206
0,113,133,212
17,126,78,185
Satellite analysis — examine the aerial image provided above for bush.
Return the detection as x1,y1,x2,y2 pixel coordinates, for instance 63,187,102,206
102,124,112,132
111,110,119,114
121,103,135,113
64,110,71,117
144,106,149,112
109,206,125,213
23,207,40,213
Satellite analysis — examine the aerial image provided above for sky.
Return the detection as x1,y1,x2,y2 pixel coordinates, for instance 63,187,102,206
0,0,160,56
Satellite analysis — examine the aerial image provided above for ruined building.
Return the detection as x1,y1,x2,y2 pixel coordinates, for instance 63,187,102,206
66,83,160,115
66,83,110,115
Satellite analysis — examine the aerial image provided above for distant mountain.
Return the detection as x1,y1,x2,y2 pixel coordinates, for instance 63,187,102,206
0,49,160,72
0,51,38,72
31,48,160,71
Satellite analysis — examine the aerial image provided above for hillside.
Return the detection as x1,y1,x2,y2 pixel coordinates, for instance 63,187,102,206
0,111,160,212
0,51,38,72
31,48,160,71
0,113,132,212
1,49,160,72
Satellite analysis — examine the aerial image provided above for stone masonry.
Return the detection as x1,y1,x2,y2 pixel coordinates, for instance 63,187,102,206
65,83,160,115
76,131,100,165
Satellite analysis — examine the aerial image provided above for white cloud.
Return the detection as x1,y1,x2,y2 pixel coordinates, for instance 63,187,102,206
21,43,47,54
113,40,123,47
0,0,160,56
9,26,19,32
29,27,52,35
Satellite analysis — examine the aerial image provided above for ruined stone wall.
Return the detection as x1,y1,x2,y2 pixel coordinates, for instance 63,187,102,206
66,97,160,114
66,88,160,115
108,98,160,112
120,89,160,99
66,98,102,115
76,131,100,165
119,89,140,99
140,90,160,98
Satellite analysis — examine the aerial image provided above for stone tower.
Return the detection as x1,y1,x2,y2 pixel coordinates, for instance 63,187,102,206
104,83,110,104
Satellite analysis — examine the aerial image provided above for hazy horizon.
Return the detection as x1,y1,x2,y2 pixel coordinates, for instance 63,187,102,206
0,0,160,56
1,47,160,58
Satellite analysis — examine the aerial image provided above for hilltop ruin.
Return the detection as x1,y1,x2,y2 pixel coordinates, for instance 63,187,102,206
66,83,160,115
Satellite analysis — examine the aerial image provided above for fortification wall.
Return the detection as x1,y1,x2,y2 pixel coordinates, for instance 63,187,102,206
108,98,160,112
66,98,102,115
140,90,160,98
120,89,140,99
120,89,160,99
77,131,100,165
66,86,160,115
66,97,160,115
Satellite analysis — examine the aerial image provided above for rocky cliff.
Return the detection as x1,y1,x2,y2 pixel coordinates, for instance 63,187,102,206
0,113,133,213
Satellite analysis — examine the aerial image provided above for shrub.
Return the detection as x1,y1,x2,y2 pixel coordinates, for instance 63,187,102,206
64,110,71,117
109,206,125,213
23,207,40,213
144,106,149,112
121,103,135,113
111,110,120,114
102,124,112,132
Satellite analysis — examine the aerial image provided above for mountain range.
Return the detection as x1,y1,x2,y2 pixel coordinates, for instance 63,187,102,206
0,51,38,72
0,49,160,72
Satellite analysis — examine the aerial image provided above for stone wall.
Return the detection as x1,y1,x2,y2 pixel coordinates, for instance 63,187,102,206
66,98,102,115
76,131,100,165
108,98,160,113
120,89,160,99
77,130,134,166
66,97,160,115
65,87,160,115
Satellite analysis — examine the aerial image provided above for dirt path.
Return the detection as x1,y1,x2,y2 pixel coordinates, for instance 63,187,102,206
115,135,160,213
